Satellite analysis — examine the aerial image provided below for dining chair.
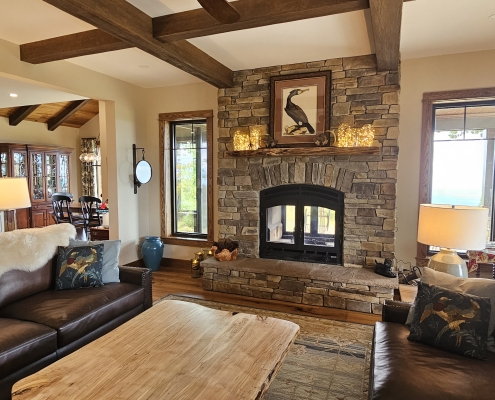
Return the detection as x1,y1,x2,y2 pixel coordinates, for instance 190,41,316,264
79,196,103,233
51,194,85,227
51,192,74,199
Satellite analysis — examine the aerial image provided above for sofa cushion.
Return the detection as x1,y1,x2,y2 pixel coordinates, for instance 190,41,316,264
408,282,491,359
407,268,495,338
370,322,495,400
0,318,57,378
69,239,121,283
55,244,104,290
0,260,53,309
0,283,144,348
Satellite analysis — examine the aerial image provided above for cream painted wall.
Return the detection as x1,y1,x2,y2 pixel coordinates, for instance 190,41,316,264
144,82,218,260
397,49,495,265
0,38,147,264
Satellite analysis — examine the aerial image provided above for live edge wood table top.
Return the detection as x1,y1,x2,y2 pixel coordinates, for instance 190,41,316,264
12,300,299,400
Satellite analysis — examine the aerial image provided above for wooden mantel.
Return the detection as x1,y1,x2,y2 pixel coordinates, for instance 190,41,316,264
225,146,380,158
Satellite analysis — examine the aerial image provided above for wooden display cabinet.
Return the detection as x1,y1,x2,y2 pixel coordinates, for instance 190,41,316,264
0,143,73,228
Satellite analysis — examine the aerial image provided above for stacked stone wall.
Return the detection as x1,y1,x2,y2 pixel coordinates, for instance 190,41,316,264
217,54,399,266
202,261,395,315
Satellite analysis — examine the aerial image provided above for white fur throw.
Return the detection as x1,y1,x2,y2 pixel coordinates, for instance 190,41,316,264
0,223,76,277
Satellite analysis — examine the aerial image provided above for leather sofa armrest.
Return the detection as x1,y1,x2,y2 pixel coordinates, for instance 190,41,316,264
118,266,152,310
382,300,411,324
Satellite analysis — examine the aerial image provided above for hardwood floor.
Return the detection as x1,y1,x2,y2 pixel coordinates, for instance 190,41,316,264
151,263,381,326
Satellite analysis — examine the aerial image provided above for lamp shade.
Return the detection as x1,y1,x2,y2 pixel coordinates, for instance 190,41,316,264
417,204,488,250
0,178,31,211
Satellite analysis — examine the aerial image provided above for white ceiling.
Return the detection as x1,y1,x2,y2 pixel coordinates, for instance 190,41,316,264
0,0,494,92
0,75,87,108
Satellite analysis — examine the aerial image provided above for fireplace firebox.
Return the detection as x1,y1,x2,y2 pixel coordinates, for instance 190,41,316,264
259,184,344,264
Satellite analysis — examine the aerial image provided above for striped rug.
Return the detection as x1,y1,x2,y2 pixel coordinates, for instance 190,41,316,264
160,295,374,400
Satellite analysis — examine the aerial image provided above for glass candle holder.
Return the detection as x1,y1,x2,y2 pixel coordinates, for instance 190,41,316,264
191,258,201,278
195,251,204,262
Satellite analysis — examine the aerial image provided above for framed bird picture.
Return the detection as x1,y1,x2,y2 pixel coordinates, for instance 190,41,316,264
270,71,331,146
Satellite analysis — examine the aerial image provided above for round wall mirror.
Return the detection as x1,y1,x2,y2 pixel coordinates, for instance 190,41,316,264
135,159,152,184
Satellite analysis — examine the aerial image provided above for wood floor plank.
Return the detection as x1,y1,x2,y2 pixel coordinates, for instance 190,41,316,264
152,263,380,325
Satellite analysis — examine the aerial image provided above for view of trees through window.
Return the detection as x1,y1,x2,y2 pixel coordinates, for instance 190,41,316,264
431,102,495,245
171,120,208,238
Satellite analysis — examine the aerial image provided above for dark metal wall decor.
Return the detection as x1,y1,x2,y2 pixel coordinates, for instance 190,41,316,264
133,144,152,194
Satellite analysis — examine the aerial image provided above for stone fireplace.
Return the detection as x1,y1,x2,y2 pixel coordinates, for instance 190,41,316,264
217,54,399,268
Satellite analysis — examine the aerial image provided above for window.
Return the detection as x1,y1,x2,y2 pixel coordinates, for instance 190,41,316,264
159,110,213,246
171,120,208,239
418,89,495,260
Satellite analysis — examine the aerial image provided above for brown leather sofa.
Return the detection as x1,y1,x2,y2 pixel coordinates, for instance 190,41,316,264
0,257,152,400
369,300,495,400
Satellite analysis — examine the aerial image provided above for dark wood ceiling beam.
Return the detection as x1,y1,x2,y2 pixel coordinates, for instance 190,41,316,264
47,99,89,131
369,0,403,71
153,0,370,42
42,0,233,88
9,105,41,126
20,30,132,64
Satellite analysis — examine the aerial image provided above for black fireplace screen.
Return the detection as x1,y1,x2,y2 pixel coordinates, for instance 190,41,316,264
259,184,344,264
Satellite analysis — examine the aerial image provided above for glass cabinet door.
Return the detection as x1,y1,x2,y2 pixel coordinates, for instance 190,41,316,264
30,152,44,201
45,153,58,199
12,151,27,177
0,151,7,177
59,154,70,193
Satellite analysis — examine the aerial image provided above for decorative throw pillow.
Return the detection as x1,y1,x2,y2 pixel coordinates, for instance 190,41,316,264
408,281,491,359
406,268,495,339
69,239,121,283
55,244,104,290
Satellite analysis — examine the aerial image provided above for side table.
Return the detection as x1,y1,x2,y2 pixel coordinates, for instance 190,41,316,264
90,227,109,241
466,249,495,279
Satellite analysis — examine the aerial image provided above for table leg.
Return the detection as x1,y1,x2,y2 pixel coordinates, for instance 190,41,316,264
476,263,481,278
493,263,495,280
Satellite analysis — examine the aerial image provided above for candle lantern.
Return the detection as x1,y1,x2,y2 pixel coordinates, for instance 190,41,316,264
191,258,201,278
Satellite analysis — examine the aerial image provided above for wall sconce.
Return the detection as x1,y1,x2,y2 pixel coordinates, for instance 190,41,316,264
333,123,375,147
133,144,152,194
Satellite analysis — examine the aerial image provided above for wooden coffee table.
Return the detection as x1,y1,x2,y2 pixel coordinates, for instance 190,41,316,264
12,300,299,400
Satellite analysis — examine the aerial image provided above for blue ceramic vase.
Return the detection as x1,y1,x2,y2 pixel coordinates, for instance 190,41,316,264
141,236,164,272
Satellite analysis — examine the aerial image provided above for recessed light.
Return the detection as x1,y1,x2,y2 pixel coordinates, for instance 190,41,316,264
9,93,18,97
489,14,495,20
138,65,149,69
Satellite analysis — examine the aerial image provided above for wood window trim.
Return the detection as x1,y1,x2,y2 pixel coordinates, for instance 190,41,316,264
417,87,495,262
159,110,214,247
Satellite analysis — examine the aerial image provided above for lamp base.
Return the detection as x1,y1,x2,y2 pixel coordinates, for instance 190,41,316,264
428,248,468,278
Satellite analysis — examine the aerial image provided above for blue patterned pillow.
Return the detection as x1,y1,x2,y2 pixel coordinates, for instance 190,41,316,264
55,244,104,290
408,282,491,359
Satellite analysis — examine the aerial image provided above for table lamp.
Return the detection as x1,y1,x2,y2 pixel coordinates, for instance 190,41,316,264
417,204,489,278
0,177,31,231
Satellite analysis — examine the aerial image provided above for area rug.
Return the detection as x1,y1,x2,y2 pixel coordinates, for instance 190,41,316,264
159,295,374,400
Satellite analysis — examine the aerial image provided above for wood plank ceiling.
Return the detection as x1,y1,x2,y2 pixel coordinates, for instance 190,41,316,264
0,99,99,129
18,0,408,89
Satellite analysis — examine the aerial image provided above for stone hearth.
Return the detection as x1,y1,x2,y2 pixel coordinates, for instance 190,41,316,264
202,258,397,314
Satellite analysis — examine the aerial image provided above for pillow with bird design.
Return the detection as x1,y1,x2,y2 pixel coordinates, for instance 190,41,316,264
55,244,104,290
408,281,491,360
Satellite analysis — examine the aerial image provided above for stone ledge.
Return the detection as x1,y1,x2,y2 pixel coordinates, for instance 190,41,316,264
201,257,398,289
202,257,397,314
